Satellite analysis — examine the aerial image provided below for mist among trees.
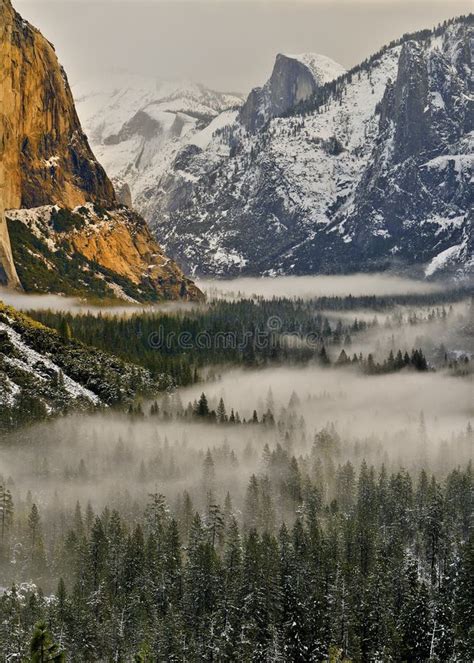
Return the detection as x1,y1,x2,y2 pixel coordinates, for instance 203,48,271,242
0,279,472,661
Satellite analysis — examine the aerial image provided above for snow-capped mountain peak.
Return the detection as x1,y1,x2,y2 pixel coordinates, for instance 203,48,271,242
145,16,472,279
74,72,244,207
238,51,346,132
282,52,347,86
75,17,473,280
75,73,243,144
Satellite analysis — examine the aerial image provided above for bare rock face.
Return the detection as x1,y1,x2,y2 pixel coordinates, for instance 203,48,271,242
0,213,20,287
239,53,345,132
0,0,202,301
0,0,114,211
5,205,203,302
112,178,133,208
67,207,203,301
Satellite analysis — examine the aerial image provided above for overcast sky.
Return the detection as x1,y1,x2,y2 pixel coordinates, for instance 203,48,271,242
16,1,471,93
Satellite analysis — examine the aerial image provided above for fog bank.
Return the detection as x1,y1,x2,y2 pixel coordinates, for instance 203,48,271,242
198,274,444,300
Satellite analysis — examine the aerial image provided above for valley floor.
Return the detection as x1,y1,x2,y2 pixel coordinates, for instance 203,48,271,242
0,275,472,661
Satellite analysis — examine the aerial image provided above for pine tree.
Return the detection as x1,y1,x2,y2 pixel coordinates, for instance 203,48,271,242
219,517,243,660
216,397,227,423
28,504,41,549
207,504,224,549
319,345,330,365
454,531,474,660
58,318,72,341
145,493,168,540
30,620,65,662
244,475,260,531
159,518,183,611
28,504,46,577
0,484,13,546
196,393,210,417
184,513,219,634
88,517,107,594
398,558,431,662
280,521,309,661
73,501,84,538
202,450,216,507
336,349,349,366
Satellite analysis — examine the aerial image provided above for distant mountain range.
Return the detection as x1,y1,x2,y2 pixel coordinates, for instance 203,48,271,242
77,15,473,279
73,75,244,214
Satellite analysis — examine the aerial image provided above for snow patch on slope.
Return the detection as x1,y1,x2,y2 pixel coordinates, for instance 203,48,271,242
0,321,100,405
189,110,239,150
424,243,465,277
268,46,402,227
285,53,346,85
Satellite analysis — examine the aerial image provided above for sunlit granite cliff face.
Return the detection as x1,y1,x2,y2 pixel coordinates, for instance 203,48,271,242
0,0,202,301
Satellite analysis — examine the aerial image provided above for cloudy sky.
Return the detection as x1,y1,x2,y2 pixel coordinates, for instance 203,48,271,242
16,0,471,93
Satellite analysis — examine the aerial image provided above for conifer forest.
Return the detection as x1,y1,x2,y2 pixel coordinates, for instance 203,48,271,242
0,279,472,661
0,0,472,658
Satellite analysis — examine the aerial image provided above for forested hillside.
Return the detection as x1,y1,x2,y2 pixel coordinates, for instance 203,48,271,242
0,303,171,430
0,284,472,660
30,289,473,383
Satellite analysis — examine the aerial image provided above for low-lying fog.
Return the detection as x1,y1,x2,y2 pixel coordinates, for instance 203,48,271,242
1,273,449,314
0,287,199,316
0,274,471,544
1,363,471,519
198,273,445,300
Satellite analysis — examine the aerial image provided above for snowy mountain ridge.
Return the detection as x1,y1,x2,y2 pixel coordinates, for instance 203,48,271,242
287,52,347,83
77,16,473,279
237,52,346,132
74,75,244,208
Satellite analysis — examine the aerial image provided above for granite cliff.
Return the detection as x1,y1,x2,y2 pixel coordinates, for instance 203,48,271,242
0,0,202,301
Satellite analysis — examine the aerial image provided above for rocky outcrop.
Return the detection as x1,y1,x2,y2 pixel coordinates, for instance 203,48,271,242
67,207,202,301
239,53,345,132
5,205,203,302
0,213,20,287
0,2,21,288
342,21,473,271
112,178,133,208
0,0,202,301
0,0,114,211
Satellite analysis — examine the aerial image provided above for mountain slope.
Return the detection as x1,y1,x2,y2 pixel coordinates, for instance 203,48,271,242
74,74,243,211
238,52,346,132
138,16,472,278
0,0,202,301
0,302,171,430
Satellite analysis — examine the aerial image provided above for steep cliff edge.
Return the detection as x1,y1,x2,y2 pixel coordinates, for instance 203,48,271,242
0,0,114,211
0,0,202,301
239,53,345,132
